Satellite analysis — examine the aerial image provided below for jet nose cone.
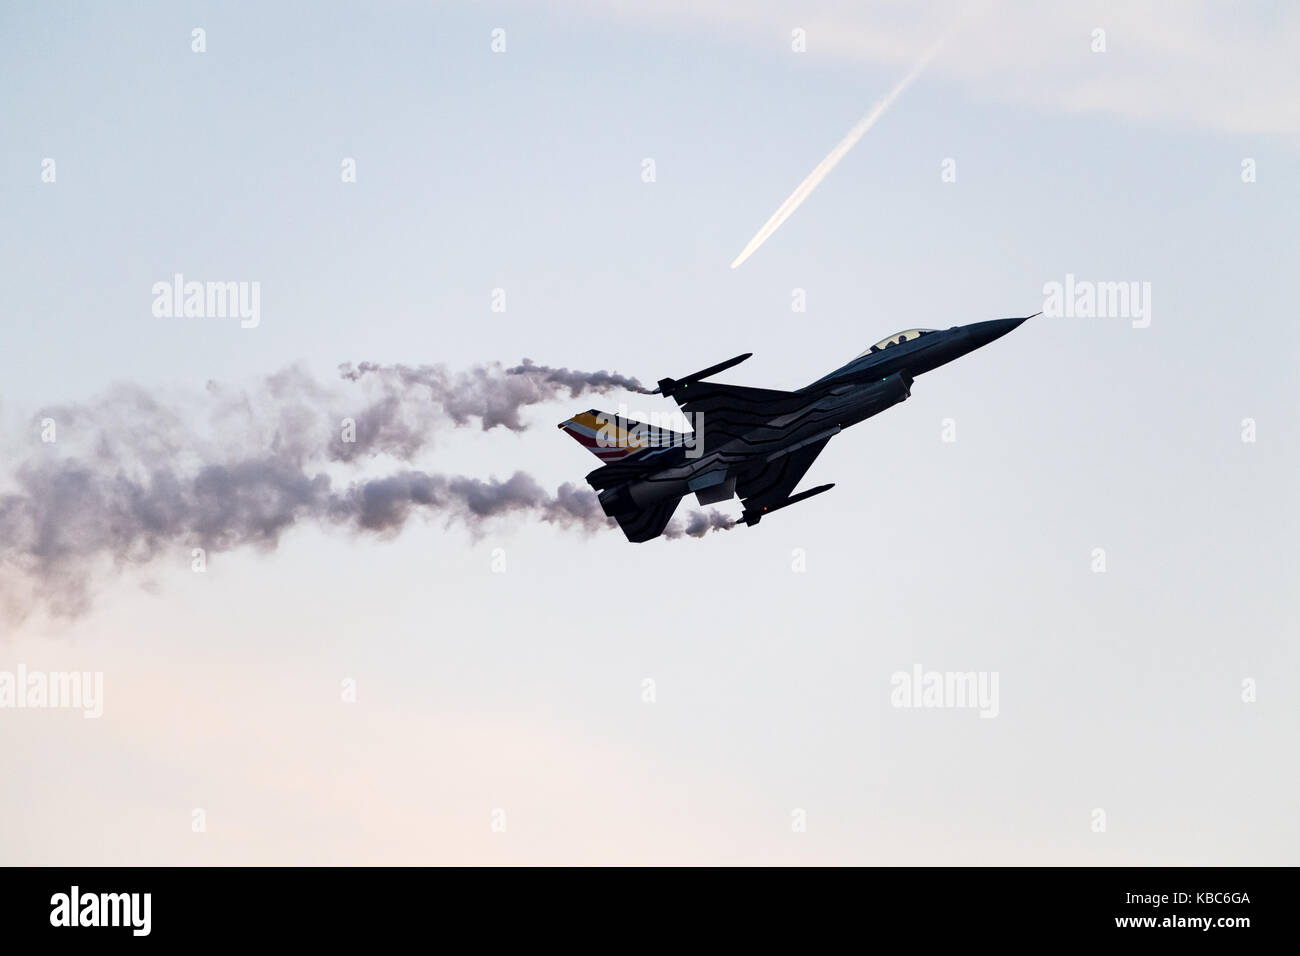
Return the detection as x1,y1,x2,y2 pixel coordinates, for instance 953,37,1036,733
965,315,1033,350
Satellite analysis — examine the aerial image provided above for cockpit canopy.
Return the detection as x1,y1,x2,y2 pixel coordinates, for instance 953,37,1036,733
855,328,937,359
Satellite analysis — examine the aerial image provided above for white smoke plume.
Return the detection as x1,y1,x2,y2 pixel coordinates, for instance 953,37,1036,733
665,509,736,538
0,360,725,623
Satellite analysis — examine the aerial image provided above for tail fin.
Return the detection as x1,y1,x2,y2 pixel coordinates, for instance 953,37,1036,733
558,409,686,464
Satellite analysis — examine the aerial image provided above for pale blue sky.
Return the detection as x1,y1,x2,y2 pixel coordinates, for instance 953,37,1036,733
1,1,1296,864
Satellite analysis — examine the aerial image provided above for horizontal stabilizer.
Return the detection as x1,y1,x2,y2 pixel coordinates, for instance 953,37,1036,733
614,496,682,543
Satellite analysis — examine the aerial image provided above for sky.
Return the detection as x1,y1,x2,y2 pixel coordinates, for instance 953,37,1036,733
0,0,1297,864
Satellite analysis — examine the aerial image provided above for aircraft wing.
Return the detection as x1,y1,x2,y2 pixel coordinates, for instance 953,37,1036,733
672,383,808,444
667,382,795,412
735,435,831,518
655,353,808,442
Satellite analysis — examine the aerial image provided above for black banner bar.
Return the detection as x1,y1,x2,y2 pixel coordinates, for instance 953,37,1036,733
0,866,1284,943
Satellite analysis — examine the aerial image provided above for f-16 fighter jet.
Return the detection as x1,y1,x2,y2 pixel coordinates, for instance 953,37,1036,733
559,315,1037,542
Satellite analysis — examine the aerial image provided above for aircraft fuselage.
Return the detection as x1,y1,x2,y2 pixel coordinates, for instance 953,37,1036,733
566,315,1032,539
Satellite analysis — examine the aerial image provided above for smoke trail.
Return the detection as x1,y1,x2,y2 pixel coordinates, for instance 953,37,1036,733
504,360,655,397
0,361,724,623
337,358,653,437
665,508,736,539
729,33,949,269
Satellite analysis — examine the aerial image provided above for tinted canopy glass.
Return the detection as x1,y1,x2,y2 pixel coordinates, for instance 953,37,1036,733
855,328,937,358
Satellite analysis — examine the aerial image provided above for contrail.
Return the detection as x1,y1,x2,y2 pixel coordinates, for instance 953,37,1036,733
0,361,727,623
730,34,949,269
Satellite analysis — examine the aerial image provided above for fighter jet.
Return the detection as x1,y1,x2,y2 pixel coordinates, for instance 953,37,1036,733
559,314,1037,542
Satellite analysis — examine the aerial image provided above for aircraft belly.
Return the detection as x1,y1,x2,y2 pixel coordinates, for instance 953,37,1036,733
693,473,736,506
